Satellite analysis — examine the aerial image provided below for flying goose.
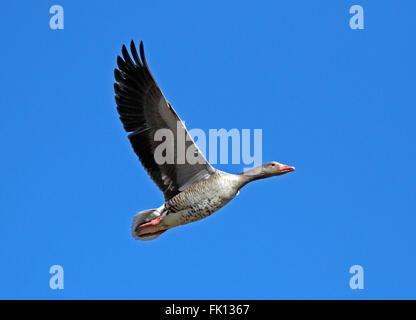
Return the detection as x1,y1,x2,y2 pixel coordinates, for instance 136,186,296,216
114,41,295,240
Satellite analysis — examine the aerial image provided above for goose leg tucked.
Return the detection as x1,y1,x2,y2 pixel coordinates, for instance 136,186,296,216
131,206,167,240
135,216,167,238
136,216,162,231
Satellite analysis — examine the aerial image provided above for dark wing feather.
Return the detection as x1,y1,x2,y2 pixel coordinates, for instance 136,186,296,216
114,41,215,201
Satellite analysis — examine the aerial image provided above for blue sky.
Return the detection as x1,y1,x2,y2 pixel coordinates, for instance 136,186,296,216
1,1,415,299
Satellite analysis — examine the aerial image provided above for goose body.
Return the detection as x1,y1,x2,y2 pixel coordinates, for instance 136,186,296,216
133,171,240,239
114,41,295,241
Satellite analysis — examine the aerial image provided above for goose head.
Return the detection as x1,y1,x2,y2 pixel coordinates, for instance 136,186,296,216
262,161,295,177
240,161,295,184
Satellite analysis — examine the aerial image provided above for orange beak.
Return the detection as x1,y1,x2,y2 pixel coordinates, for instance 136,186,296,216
279,165,295,175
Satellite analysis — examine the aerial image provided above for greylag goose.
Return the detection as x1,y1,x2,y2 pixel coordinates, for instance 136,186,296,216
114,41,295,241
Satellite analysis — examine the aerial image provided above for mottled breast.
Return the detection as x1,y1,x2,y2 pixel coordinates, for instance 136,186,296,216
163,171,241,226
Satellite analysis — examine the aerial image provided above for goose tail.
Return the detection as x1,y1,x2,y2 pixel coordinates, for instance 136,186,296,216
131,205,165,241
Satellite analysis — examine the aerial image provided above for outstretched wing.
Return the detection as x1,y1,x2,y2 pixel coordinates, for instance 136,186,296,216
114,41,215,201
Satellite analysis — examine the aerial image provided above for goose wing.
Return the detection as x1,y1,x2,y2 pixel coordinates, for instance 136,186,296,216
114,41,215,201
